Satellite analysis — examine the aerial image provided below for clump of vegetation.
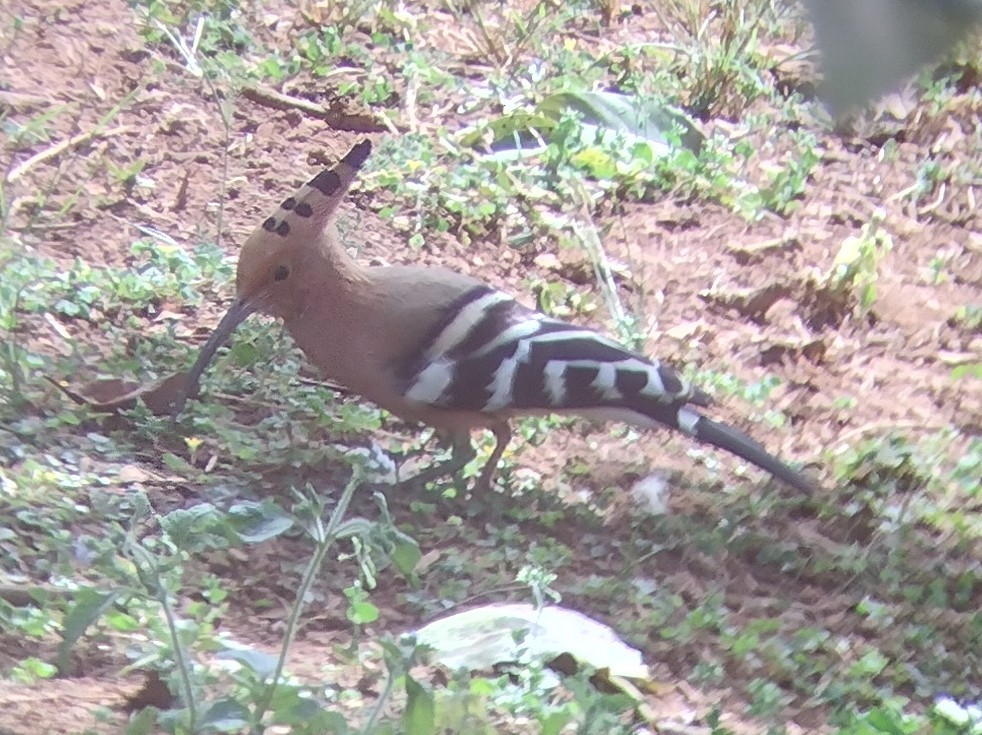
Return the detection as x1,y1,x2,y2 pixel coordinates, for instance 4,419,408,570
825,208,893,314
0,0,978,732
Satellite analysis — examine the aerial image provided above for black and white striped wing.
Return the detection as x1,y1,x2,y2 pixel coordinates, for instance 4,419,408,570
397,284,816,494
399,285,706,423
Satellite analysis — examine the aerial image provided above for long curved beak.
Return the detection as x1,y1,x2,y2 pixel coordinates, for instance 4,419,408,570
171,297,259,418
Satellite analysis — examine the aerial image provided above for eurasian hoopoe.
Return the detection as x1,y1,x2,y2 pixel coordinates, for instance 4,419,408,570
173,140,815,495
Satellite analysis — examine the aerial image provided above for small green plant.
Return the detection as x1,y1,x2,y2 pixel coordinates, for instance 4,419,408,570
651,0,790,116
443,0,565,70
826,209,893,314
310,0,382,38
131,0,257,60
952,304,981,331
3,1,980,731
516,564,561,610
2,107,62,149
743,129,820,217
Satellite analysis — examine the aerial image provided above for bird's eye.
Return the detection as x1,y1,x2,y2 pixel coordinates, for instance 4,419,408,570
273,265,290,282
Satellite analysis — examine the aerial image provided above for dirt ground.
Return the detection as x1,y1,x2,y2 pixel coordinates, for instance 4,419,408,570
1,0,980,733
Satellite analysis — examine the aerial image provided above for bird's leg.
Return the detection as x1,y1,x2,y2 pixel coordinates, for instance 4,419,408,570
396,427,445,464
403,433,476,488
404,422,512,492
473,422,512,493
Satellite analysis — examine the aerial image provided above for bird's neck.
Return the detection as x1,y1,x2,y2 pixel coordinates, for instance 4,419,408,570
286,233,373,323
279,236,385,389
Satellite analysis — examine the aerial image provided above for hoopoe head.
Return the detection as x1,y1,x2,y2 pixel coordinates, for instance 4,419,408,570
172,139,372,415
235,138,372,319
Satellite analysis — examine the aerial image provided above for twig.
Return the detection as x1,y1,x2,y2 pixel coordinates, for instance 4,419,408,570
240,84,386,132
6,125,133,183
404,66,419,134
293,375,350,393
11,221,79,231
569,183,634,340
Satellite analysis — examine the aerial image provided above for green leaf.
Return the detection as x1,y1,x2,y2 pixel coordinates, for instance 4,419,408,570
461,91,703,159
161,452,196,474
458,111,557,152
850,649,890,678
12,657,57,681
403,675,435,735
391,537,422,577
379,634,419,678
124,707,158,735
160,503,231,552
268,689,343,727
862,705,919,734
347,600,380,625
198,698,251,732
215,645,279,680
538,91,702,152
952,363,982,381
230,340,259,366
57,587,124,674
105,610,141,632
227,501,294,543
571,147,617,179
539,709,575,735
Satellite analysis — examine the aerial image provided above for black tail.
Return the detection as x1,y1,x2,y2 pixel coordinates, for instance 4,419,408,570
692,414,815,494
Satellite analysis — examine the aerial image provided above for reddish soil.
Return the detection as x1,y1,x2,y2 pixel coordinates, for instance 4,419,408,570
1,0,979,732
